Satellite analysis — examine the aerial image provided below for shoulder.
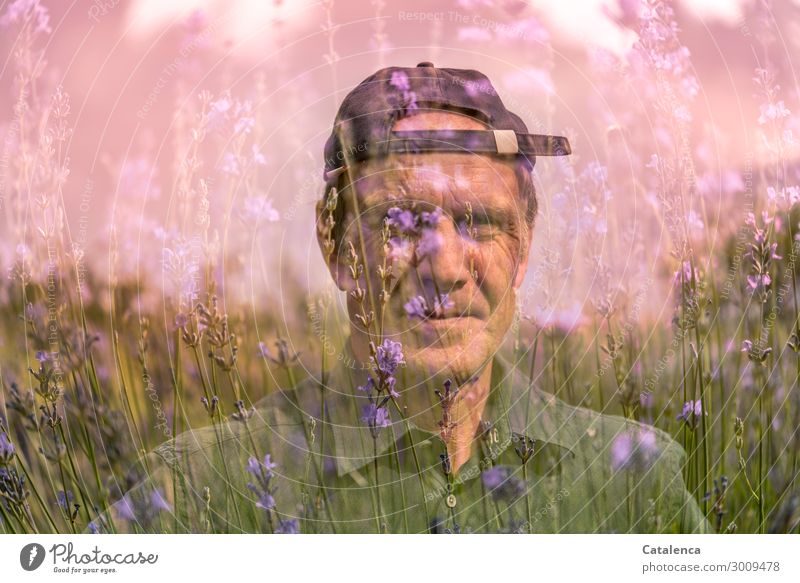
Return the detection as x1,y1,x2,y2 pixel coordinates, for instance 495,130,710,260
526,388,709,532
530,384,687,471
152,377,319,473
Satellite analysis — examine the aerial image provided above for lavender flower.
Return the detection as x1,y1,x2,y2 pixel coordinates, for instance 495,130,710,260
416,228,443,258
358,339,406,437
404,295,428,320
56,489,74,510
389,70,411,92
384,205,445,261
234,116,255,135
386,207,417,234
758,100,790,125
361,403,391,435
150,489,172,512
387,236,413,263
374,338,405,376
115,488,172,527
610,428,659,471
275,518,300,534
0,0,51,34
239,196,280,226
676,400,703,430
220,152,240,175
0,432,15,465
0,466,30,520
481,466,526,502
744,210,780,303
404,293,454,320
419,207,443,228
246,454,278,511
388,71,418,115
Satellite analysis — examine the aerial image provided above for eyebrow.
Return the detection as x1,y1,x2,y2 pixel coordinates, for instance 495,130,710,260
356,172,523,222
473,204,518,222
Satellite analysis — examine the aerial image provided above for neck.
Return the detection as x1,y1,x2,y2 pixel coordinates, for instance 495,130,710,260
348,333,492,475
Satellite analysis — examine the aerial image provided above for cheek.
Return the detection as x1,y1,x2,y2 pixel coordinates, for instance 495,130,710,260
472,240,520,295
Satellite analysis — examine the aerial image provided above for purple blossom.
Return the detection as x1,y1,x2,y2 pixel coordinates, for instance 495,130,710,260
174,312,189,329
356,375,376,394
246,454,278,511
275,518,300,534
673,260,698,288
56,490,74,510
758,100,790,125
387,236,414,263
404,295,428,320
252,490,275,511
115,488,171,526
610,428,659,471
384,376,398,399
209,97,232,116
387,72,418,115
358,339,405,437
676,399,703,429
481,466,526,502
404,294,454,320
375,338,405,376
150,489,172,513
386,207,417,234
234,116,255,135
747,273,772,290
419,207,443,228
361,403,391,435
239,196,280,226
389,70,410,92
251,144,267,166
0,432,15,464
404,92,419,113
247,454,278,477
220,152,240,175
0,0,51,34
116,494,136,522
416,228,443,258
432,294,455,317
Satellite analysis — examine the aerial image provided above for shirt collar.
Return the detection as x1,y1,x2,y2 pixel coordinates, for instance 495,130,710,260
325,340,580,478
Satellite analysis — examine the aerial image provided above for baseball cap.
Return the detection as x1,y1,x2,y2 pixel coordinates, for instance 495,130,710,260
323,62,571,182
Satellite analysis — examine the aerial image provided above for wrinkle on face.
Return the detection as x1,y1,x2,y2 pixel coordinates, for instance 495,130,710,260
338,111,533,384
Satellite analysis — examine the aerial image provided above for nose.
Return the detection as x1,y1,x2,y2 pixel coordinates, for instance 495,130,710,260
415,214,472,297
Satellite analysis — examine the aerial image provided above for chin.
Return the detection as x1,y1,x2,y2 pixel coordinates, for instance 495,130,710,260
401,329,494,380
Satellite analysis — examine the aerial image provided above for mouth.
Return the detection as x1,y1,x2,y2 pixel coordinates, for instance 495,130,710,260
418,314,483,331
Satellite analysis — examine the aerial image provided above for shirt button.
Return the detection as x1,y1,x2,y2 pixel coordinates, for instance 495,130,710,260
446,494,457,508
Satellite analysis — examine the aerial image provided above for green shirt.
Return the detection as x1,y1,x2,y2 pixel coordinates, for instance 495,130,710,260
94,346,709,534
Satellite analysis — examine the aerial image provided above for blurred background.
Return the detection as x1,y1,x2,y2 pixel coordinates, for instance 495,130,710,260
3,0,797,325
1,0,799,533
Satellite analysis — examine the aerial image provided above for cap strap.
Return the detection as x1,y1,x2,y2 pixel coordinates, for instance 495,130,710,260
493,130,519,154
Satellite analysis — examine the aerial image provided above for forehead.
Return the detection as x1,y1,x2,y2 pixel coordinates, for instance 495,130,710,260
351,153,522,216
348,110,524,216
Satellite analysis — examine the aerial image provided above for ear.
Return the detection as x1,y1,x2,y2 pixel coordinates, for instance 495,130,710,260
511,224,533,290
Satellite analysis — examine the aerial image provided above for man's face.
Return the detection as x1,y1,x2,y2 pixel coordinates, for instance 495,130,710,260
332,112,533,385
